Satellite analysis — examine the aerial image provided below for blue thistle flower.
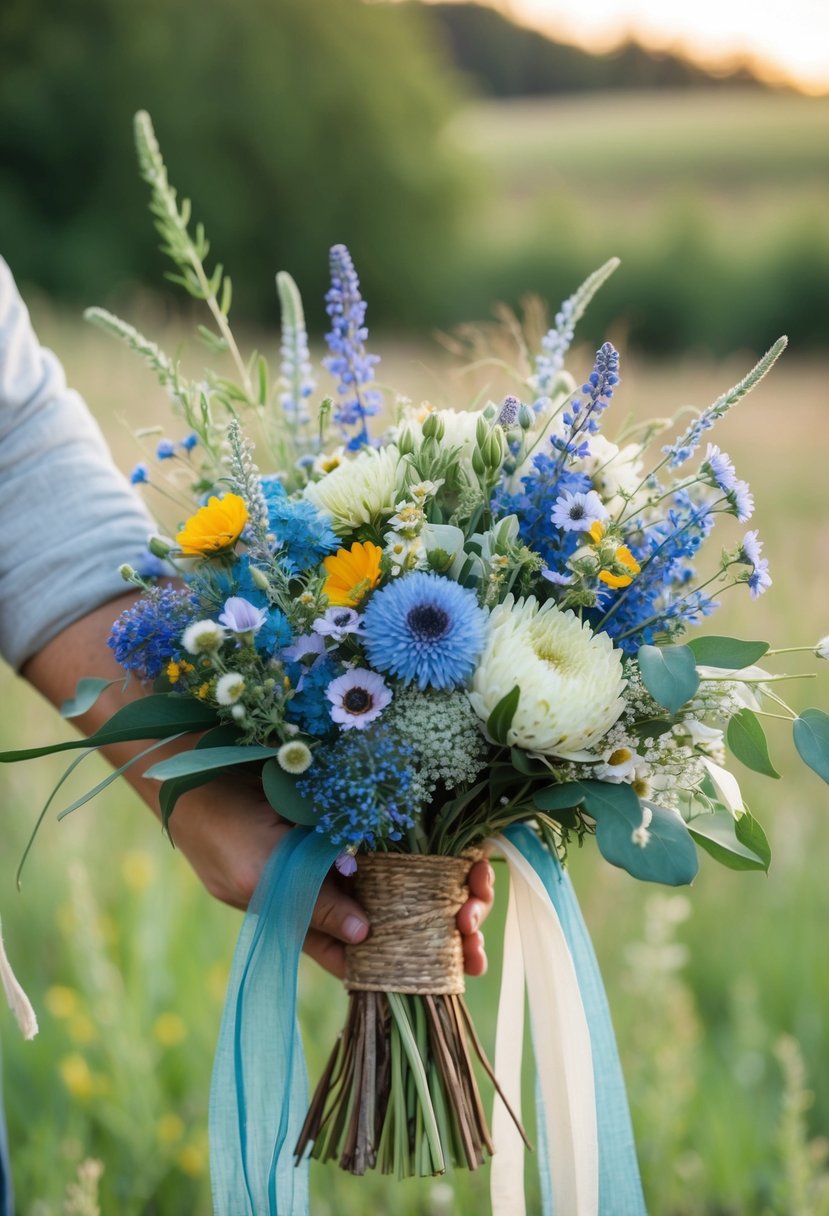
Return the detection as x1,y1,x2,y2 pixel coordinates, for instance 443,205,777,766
362,573,487,691
107,587,195,680
130,463,149,485
323,244,382,450
156,438,176,460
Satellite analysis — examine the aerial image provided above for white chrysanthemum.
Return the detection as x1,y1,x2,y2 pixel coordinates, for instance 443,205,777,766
216,672,245,705
304,446,400,533
468,595,626,758
182,619,225,654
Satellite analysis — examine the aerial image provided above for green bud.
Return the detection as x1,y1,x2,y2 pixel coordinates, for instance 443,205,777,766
118,563,136,582
485,428,506,469
471,448,486,477
421,413,445,442
250,566,271,593
518,404,534,430
475,416,489,448
397,426,416,456
148,535,171,559
426,547,453,574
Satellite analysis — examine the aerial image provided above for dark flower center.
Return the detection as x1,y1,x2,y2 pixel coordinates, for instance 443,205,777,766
568,503,586,520
334,611,352,627
344,687,372,713
407,603,450,642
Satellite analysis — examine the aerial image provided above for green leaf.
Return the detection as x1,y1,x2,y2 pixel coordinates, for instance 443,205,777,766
533,781,586,812
577,781,699,886
687,635,769,669
793,708,829,784
0,694,219,763
638,644,700,714
630,718,674,742
509,747,549,777
735,811,772,871
144,745,280,782
727,709,780,778
57,735,184,822
688,811,768,872
60,677,119,719
157,726,244,831
486,685,520,746
261,759,319,826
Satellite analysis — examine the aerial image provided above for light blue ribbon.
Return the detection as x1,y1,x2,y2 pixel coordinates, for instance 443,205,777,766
209,828,340,1216
210,825,646,1215
505,824,647,1215
0,1053,12,1216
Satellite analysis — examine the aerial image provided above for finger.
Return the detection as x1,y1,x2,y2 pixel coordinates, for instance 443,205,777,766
309,876,370,946
456,897,488,938
303,928,347,980
462,930,487,977
467,860,495,906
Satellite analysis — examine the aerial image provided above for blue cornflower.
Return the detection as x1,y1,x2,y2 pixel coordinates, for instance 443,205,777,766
286,656,339,736
700,444,737,493
323,244,382,449
130,463,149,485
362,572,487,691
107,586,195,680
260,477,338,573
180,433,199,452
156,439,176,460
258,607,293,656
297,725,419,848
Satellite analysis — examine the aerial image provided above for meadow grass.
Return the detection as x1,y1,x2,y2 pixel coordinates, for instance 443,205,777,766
0,309,827,1214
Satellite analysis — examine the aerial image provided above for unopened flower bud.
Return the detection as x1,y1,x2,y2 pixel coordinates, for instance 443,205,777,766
396,426,416,456
485,428,506,469
471,447,486,477
148,535,172,559
497,395,520,428
421,413,445,442
518,404,534,430
250,566,271,593
475,416,489,448
816,635,829,660
118,564,136,582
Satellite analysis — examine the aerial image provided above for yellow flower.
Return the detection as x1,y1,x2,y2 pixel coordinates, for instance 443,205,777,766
59,1053,94,1100
196,682,211,700
617,545,641,575
589,520,605,544
177,1142,207,1177
157,1113,185,1146
598,569,633,589
153,1011,188,1048
176,493,248,557
166,660,181,682
598,543,641,589
46,985,79,1019
322,541,383,607
121,850,155,892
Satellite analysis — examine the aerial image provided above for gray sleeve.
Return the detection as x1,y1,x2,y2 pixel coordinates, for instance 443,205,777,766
0,257,157,670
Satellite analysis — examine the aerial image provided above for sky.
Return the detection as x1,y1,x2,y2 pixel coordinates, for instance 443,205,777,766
417,0,829,93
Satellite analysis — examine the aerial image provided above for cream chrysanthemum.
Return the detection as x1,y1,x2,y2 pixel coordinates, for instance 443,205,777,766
304,446,399,533
468,595,626,758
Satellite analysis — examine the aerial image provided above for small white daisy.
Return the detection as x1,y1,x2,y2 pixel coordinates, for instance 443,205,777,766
182,619,226,654
216,672,245,705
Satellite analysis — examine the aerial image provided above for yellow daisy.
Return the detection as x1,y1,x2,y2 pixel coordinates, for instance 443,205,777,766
322,541,383,607
176,493,248,557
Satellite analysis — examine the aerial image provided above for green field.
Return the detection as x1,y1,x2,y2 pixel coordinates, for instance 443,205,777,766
1,286,828,1215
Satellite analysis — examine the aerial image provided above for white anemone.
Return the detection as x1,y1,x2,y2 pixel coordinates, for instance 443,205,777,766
468,595,626,758
304,446,400,533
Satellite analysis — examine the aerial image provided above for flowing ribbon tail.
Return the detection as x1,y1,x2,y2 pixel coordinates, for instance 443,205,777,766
0,915,38,1041
503,824,647,1216
209,829,340,1216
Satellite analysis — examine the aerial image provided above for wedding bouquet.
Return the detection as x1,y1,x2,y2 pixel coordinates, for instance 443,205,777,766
4,112,828,1216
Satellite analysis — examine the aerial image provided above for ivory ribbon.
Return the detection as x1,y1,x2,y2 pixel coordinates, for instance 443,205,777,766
0,915,38,1041
489,834,599,1216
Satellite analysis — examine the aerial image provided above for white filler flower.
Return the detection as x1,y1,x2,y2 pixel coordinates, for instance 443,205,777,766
468,595,626,758
304,446,399,533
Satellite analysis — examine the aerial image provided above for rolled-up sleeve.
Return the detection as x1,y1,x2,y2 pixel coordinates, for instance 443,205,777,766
0,257,156,669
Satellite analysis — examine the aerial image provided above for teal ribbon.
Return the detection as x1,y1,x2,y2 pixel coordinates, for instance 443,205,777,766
0,1053,12,1216
505,824,647,1215
209,828,340,1216
210,825,646,1215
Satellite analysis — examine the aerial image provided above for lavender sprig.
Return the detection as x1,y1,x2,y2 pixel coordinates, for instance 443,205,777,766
323,244,382,450
551,341,620,466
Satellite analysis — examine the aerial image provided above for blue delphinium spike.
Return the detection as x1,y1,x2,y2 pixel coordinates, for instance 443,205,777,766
323,245,382,450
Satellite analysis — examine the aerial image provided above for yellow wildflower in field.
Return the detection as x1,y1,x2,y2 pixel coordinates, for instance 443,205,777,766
68,1013,97,1045
153,1011,188,1047
59,1053,94,1100
176,493,248,556
46,985,79,1019
157,1113,185,1146
322,541,382,606
177,1141,208,1176
121,850,155,892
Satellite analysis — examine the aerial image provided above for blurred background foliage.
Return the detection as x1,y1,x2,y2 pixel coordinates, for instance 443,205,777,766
1,0,828,351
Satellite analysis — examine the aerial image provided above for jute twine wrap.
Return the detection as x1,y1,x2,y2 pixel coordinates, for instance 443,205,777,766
344,853,480,996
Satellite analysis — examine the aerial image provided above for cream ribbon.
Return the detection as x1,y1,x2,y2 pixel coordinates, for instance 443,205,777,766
0,914,38,1040
488,835,598,1216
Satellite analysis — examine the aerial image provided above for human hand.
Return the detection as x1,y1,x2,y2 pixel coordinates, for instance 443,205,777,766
170,779,495,979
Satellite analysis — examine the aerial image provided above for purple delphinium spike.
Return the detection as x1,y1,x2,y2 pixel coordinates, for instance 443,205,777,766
323,245,382,450
550,341,620,469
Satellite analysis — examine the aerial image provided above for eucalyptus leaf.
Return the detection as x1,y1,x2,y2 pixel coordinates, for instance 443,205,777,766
687,636,769,669
638,644,700,714
486,685,520,746
727,709,780,779
60,677,120,719
588,790,699,886
57,735,185,822
261,759,319,826
0,694,219,763
688,811,768,872
509,747,549,777
735,811,772,871
793,709,829,784
144,745,280,782
160,772,217,834
533,781,586,812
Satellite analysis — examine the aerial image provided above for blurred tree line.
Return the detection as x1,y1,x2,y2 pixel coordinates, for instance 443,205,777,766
415,2,765,97
1,0,826,353
0,0,469,326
